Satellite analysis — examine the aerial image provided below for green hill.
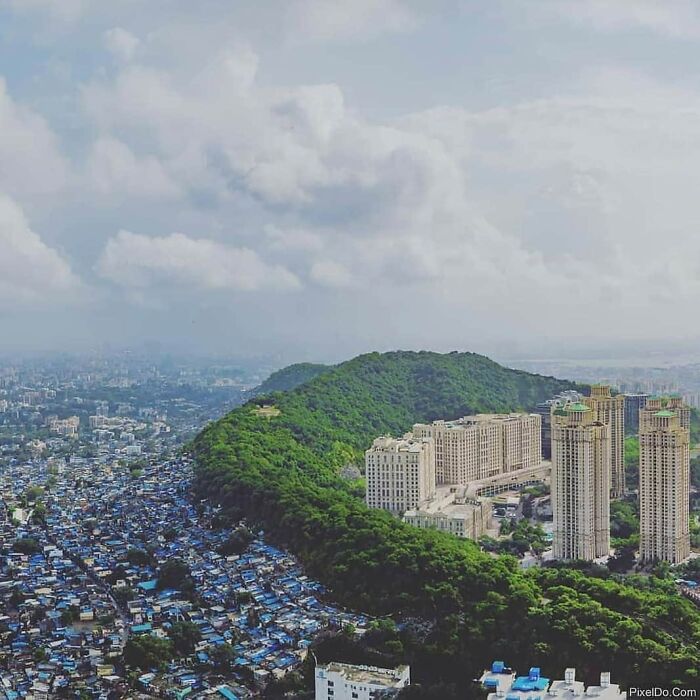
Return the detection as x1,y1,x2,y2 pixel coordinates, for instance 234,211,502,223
193,351,699,690
254,362,330,395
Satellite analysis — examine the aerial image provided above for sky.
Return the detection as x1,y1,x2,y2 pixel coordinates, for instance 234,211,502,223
2,0,700,363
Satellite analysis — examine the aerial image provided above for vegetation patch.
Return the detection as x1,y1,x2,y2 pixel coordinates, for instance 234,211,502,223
193,351,699,691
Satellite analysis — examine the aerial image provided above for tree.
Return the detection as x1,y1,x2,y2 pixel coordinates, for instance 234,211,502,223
126,548,151,567
168,622,202,656
157,558,193,591
24,486,44,502
217,527,254,556
123,635,174,671
208,643,234,671
12,538,42,555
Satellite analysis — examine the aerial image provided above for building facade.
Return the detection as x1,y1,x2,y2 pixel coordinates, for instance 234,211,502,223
534,391,582,459
412,413,541,485
480,661,625,700
315,663,410,700
584,386,625,498
365,434,436,514
639,405,691,564
551,403,611,561
403,487,490,540
623,393,648,435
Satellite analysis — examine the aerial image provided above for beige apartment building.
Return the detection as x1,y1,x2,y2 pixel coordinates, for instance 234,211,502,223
584,386,625,499
639,405,690,564
412,413,541,485
552,403,610,561
644,396,690,431
365,434,436,514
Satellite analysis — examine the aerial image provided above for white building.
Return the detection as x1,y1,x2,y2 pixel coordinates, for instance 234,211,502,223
480,661,625,700
365,434,435,514
315,662,410,700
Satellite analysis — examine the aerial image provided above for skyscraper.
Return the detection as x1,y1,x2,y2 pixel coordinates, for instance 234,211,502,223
584,386,625,499
534,391,582,459
552,402,611,561
639,404,690,565
623,393,648,435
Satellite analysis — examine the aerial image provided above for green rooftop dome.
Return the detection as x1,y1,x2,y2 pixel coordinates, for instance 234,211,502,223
654,410,674,417
567,402,591,412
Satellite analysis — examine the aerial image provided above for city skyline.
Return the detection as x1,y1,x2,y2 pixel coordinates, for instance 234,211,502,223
5,2,700,358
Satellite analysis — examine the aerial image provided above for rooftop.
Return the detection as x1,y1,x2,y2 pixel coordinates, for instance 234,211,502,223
320,662,409,687
566,402,591,413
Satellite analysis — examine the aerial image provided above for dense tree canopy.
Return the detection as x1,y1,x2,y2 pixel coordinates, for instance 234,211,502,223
254,362,331,395
193,351,699,690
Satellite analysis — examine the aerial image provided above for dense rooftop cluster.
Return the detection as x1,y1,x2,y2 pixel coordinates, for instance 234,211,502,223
1,457,370,697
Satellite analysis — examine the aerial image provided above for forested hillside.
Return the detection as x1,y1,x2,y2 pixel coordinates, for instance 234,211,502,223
253,362,330,395
193,351,699,691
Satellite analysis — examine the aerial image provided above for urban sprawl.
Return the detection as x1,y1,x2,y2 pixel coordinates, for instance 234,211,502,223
1,357,698,699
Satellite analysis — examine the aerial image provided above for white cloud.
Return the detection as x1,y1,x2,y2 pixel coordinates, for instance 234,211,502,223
0,78,68,198
87,137,180,198
81,49,700,332
3,0,89,22
0,194,79,304
6,1,700,349
104,27,140,61
97,230,301,293
310,260,355,288
536,0,700,37
286,0,419,42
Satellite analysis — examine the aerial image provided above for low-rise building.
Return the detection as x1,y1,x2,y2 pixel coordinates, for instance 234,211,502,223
403,486,490,540
315,662,410,700
479,661,625,700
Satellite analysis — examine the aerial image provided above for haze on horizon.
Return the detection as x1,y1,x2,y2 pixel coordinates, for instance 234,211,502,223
2,0,700,362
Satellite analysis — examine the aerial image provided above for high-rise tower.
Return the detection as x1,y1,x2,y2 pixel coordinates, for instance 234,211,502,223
639,405,690,564
552,402,611,561
584,386,625,498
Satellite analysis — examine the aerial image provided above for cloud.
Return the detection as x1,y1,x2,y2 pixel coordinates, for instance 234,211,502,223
3,0,89,23
286,0,419,42
103,27,140,61
5,1,700,352
87,137,180,198
535,0,700,37
80,48,700,332
0,194,80,304
310,260,355,288
97,230,301,293
0,78,68,198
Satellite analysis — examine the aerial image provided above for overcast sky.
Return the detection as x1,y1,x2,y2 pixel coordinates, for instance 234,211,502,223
2,0,700,362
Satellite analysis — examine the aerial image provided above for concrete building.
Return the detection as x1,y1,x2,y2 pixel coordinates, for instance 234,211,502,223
315,662,410,700
623,392,648,435
534,391,582,459
403,485,491,540
413,413,541,485
551,403,611,561
584,386,625,498
365,434,436,514
665,396,690,431
639,404,691,564
480,661,625,700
